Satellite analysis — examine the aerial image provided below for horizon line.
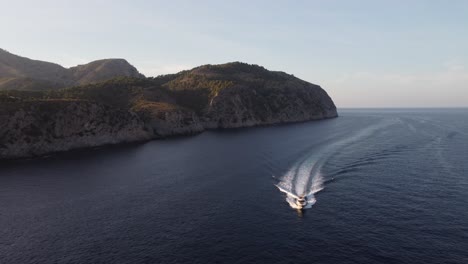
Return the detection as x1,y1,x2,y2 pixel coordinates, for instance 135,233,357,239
338,107,468,109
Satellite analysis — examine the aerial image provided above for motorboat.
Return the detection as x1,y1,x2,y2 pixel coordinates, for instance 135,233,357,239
295,196,307,209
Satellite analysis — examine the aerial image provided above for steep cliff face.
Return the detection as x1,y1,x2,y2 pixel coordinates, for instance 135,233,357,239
132,101,204,137
202,82,337,128
0,100,151,159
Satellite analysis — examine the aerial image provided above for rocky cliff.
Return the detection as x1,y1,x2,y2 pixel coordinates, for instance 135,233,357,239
132,101,204,137
0,100,151,159
0,60,337,160
191,63,337,128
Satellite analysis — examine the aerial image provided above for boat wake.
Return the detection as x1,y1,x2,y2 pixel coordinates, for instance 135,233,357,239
275,119,396,210
276,172,323,209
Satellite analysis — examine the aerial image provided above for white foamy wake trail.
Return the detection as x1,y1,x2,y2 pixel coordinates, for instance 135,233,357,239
275,154,323,210
276,119,396,210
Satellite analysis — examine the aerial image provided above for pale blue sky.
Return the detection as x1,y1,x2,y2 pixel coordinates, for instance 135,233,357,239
1,0,467,107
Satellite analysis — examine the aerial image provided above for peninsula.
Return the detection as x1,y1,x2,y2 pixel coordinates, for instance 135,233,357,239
0,49,337,159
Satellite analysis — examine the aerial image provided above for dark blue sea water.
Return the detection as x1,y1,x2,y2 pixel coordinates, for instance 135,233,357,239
1,109,467,264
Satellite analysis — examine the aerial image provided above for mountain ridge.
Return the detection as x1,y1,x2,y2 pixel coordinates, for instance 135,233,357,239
0,49,144,90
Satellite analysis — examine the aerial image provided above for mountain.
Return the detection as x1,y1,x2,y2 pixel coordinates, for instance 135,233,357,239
70,59,144,85
0,48,144,90
0,77,64,91
0,48,71,87
163,62,337,129
0,57,337,159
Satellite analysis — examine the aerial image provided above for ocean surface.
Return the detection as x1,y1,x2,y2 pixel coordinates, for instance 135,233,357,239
1,109,467,264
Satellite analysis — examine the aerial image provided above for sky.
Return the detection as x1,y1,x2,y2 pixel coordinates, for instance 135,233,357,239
1,0,467,107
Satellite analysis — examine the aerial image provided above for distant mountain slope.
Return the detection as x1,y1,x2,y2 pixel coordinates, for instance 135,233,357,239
0,48,144,90
0,49,70,86
0,77,62,91
70,59,144,85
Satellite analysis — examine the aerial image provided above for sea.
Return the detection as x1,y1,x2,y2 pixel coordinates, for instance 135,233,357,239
1,109,467,264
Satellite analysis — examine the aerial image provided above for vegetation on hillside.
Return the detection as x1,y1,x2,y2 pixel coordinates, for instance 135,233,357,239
0,62,327,118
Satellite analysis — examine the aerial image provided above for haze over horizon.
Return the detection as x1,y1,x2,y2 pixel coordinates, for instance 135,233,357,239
1,0,467,107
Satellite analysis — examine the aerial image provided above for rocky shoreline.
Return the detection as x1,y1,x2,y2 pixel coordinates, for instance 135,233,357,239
0,99,337,160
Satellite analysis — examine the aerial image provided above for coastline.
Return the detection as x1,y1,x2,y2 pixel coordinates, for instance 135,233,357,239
0,112,338,161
